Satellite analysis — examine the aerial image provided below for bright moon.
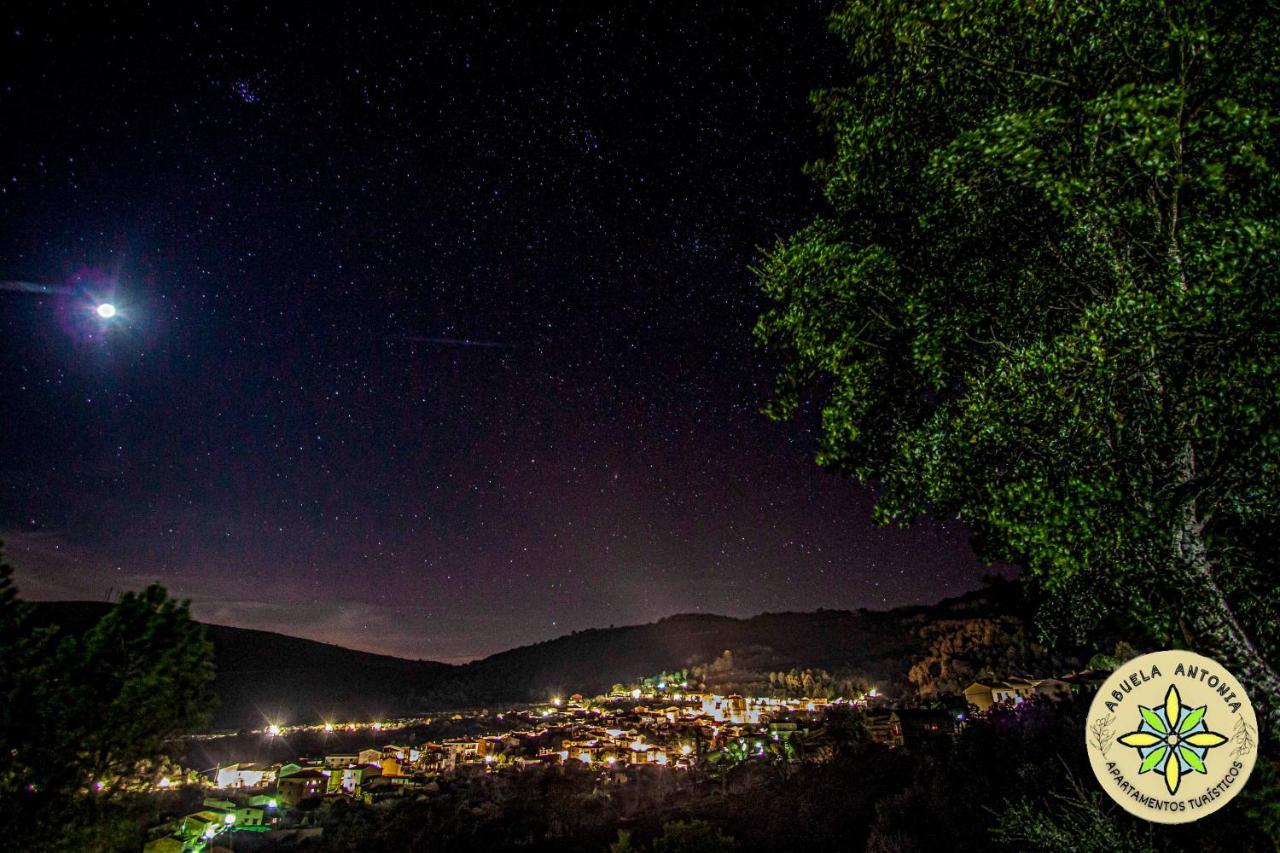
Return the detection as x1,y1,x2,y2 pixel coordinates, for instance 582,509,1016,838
96,303,117,318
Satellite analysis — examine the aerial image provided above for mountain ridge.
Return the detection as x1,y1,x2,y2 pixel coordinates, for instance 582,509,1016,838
31,581,1074,729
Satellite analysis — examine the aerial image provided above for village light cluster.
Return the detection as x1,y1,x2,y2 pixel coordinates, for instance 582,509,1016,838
249,718,404,739
150,672,1083,851
195,686,887,811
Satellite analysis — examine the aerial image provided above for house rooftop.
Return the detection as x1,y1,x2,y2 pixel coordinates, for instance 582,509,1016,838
282,769,327,780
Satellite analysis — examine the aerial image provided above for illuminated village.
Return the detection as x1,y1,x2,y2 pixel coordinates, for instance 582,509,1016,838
143,673,1092,851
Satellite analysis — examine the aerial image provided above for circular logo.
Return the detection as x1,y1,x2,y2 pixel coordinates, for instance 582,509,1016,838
1086,650,1258,823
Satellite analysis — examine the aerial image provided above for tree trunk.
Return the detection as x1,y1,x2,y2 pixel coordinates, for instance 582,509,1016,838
1174,514,1280,744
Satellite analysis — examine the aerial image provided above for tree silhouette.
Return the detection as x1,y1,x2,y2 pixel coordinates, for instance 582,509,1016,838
0,544,215,850
756,0,1280,731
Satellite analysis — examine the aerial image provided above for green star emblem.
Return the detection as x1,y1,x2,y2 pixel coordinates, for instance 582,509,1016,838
1115,684,1228,795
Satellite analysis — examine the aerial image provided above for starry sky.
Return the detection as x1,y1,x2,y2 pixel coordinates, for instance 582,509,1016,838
0,2,999,663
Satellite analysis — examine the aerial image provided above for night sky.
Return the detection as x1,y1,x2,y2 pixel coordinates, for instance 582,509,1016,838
0,2,998,663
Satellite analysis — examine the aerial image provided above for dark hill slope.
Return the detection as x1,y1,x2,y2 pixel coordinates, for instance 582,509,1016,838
30,581,1076,728
29,602,451,729
428,582,1058,705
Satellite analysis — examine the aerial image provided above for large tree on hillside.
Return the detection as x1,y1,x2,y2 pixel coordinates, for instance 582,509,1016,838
755,1,1280,730
0,546,216,850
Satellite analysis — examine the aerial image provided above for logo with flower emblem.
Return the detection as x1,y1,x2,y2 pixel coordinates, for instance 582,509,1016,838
1086,650,1256,823
1114,684,1228,795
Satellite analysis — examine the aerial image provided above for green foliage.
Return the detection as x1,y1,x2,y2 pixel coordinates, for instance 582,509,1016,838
706,737,754,769
650,820,737,853
991,768,1155,853
756,0,1280,720
1086,640,1141,672
645,669,691,689
610,829,637,853
767,667,869,699
0,544,215,851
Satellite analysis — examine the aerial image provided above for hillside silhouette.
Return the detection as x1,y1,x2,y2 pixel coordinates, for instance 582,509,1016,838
34,579,1079,729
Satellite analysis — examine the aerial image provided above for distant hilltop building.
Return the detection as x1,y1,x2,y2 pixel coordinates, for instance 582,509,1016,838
214,762,275,789
962,676,1071,711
